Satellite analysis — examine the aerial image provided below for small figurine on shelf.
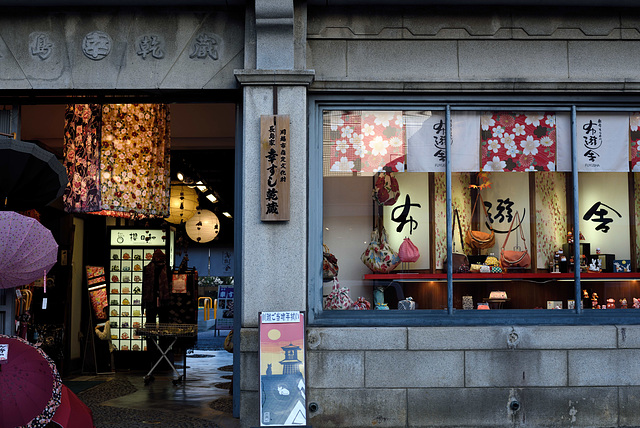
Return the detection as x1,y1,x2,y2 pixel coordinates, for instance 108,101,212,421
634,298,640,309
591,292,599,309
620,298,628,309
567,231,574,244
606,298,616,309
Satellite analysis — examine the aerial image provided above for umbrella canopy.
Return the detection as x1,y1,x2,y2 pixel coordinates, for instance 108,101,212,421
0,211,58,289
0,335,62,428
0,138,68,211
50,385,95,428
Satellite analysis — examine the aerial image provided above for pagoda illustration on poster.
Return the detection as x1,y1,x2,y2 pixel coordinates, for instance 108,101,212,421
259,311,306,426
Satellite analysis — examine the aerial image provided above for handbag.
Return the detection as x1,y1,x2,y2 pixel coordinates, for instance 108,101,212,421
372,173,400,206
444,209,470,273
465,192,496,250
322,244,339,280
324,278,354,310
398,237,420,263
361,227,401,273
500,211,531,269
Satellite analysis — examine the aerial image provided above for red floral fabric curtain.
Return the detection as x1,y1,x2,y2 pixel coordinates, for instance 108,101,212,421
480,112,556,172
63,103,170,218
324,111,406,175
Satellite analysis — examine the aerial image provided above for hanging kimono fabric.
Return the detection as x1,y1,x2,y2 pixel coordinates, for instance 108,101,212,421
63,104,103,213
63,104,171,218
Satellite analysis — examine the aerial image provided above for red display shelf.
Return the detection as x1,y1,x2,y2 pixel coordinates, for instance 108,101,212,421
363,272,640,281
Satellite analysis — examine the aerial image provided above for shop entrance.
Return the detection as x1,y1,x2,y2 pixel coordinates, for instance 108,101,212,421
14,101,238,418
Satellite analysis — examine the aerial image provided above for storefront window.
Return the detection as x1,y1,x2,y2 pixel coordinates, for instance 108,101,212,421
315,102,640,323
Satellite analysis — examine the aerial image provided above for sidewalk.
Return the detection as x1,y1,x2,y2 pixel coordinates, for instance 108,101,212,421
67,330,239,428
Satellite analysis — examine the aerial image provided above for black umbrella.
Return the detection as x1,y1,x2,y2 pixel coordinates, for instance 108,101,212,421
0,138,68,211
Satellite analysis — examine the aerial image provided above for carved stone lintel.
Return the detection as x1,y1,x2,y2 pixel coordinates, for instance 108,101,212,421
82,31,112,61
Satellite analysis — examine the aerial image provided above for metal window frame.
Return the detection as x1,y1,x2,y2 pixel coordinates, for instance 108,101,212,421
308,94,640,327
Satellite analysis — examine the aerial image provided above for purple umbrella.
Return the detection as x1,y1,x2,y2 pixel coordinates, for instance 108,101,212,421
0,211,58,289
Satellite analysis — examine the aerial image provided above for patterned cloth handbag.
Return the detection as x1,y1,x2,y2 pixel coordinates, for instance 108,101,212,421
361,227,401,273
372,173,400,206
465,192,496,250
322,244,339,281
324,279,353,310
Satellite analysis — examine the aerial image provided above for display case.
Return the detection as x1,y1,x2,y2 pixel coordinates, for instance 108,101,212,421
107,227,173,352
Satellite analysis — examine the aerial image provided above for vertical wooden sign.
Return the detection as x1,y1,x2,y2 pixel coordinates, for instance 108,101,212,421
261,115,290,221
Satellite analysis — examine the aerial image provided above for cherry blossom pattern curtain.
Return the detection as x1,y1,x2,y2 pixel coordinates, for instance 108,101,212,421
63,103,171,218
481,112,557,172
324,110,406,176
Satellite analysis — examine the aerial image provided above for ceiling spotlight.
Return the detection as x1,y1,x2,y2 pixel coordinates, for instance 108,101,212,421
206,193,218,203
222,211,232,218
176,171,184,181
195,181,207,193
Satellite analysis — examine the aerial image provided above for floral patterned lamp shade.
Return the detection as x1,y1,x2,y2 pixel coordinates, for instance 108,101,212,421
165,184,198,224
63,103,171,218
185,209,220,243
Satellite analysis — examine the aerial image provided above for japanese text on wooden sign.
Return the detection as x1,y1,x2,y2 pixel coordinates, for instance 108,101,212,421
261,115,290,221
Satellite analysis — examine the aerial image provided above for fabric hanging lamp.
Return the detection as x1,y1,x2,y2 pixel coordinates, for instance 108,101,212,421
185,209,220,243
165,184,198,224
63,103,171,218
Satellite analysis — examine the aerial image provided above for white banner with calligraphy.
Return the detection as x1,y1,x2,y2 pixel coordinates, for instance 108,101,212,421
406,111,480,172
557,113,629,172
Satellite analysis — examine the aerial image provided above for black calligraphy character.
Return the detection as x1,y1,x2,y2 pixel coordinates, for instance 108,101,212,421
391,194,421,234
582,120,597,146
492,198,514,224
434,149,446,162
584,149,599,162
266,201,279,215
583,201,622,233
266,188,278,201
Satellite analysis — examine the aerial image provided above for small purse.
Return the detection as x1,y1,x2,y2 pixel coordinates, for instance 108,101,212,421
465,192,496,250
500,211,531,270
322,244,339,281
445,208,470,273
361,227,401,273
398,237,420,263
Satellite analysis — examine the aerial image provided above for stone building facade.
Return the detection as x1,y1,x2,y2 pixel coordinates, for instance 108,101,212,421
2,1,640,427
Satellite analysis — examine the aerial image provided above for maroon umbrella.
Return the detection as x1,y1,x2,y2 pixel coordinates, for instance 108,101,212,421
50,385,95,428
0,335,62,427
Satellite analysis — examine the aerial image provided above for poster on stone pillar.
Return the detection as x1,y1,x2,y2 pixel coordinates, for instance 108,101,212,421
259,311,306,426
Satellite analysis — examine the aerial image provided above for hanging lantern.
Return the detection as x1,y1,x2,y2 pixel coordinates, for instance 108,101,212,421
185,209,220,243
165,184,198,224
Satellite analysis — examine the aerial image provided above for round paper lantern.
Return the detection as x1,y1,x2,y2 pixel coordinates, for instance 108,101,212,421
185,209,220,243
165,184,198,224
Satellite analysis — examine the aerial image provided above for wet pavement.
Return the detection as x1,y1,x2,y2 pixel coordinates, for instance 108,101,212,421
66,330,239,428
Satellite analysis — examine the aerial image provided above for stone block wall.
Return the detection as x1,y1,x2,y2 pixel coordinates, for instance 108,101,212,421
240,325,640,427
306,6,640,92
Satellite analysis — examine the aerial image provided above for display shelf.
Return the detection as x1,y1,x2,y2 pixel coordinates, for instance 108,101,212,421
364,272,640,282
108,246,154,352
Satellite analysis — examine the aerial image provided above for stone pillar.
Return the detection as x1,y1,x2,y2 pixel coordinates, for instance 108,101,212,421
235,70,314,329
